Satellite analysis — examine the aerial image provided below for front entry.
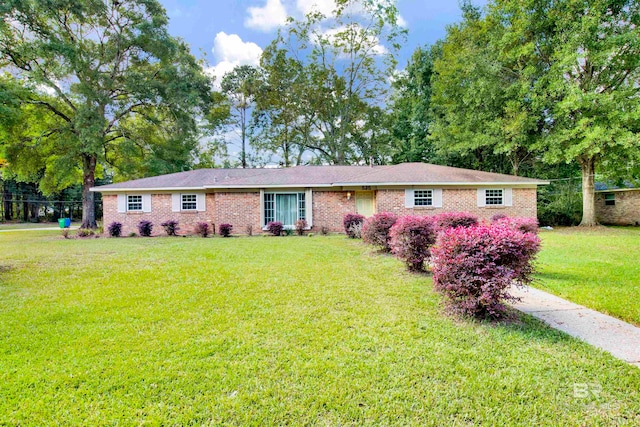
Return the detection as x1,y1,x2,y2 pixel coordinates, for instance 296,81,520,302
355,191,375,218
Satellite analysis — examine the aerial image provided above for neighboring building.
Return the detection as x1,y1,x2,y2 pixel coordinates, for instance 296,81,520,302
91,163,548,235
595,183,640,226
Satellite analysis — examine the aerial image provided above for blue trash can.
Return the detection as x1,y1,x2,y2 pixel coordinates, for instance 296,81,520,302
64,218,71,228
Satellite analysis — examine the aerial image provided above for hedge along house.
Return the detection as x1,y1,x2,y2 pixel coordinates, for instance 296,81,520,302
92,162,548,235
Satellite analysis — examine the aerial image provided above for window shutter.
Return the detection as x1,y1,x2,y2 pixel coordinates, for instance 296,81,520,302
142,194,152,213
305,189,313,227
503,188,513,207
172,193,181,212
196,193,206,211
117,194,126,213
405,189,415,208
433,189,443,208
477,189,486,207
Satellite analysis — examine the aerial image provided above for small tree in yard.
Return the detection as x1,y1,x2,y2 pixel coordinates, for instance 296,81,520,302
295,219,307,236
343,213,365,238
389,216,437,272
107,222,122,238
431,224,540,319
194,222,210,237
362,212,398,252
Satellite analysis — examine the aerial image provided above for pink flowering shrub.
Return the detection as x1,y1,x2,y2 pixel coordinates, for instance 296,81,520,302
362,212,398,252
431,224,541,319
267,221,284,236
389,215,437,271
493,216,539,234
343,213,366,238
433,212,478,232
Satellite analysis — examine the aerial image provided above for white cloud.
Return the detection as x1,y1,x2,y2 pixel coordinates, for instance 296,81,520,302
245,0,289,32
207,32,263,88
296,0,337,16
397,14,407,27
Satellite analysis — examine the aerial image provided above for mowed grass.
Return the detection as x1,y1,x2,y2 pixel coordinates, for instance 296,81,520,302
1,231,639,425
536,227,640,325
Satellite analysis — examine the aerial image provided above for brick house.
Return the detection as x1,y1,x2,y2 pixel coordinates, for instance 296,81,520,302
595,187,640,226
91,162,548,235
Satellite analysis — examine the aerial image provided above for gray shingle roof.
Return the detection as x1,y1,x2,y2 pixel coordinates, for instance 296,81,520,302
92,163,547,191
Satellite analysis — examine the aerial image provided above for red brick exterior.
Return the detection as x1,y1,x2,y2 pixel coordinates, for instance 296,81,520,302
375,188,537,221
596,190,640,225
312,190,357,232
102,187,538,236
102,193,216,236
213,192,262,235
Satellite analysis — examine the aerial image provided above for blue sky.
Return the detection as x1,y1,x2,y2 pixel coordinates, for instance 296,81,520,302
158,0,486,82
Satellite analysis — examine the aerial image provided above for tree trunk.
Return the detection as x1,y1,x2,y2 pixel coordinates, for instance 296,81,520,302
81,154,98,229
579,156,598,226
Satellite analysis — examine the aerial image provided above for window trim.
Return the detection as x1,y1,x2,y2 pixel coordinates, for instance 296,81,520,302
181,193,198,211
127,195,143,212
604,193,615,206
485,188,504,206
262,191,307,228
414,189,434,207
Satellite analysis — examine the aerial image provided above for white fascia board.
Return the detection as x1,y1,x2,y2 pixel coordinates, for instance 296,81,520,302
90,187,206,192
332,181,549,187
203,184,333,189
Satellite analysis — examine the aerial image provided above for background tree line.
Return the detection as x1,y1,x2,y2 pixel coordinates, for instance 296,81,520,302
2,0,639,227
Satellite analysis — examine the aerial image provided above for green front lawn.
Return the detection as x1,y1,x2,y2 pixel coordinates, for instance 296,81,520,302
537,227,640,325
1,231,639,425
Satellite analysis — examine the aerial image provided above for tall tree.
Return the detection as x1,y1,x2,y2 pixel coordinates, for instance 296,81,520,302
263,0,405,165
0,0,214,228
389,45,439,164
221,65,261,168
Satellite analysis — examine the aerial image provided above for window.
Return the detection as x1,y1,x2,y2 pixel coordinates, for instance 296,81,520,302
127,195,142,211
181,194,197,210
604,193,615,206
414,190,433,206
485,189,504,206
264,192,306,227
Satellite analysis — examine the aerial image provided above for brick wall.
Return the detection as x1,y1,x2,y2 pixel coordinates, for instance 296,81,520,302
376,188,538,221
596,191,640,225
102,187,539,236
102,193,215,236
312,191,357,232
213,192,262,235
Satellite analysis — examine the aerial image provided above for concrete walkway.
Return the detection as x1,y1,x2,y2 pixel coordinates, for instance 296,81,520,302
511,286,640,368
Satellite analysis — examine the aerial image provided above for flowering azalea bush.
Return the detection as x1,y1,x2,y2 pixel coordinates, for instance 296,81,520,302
343,213,365,238
431,224,541,319
362,212,398,252
389,215,437,271
219,223,232,237
433,211,478,232
137,220,153,237
161,220,179,236
493,216,539,234
267,221,284,236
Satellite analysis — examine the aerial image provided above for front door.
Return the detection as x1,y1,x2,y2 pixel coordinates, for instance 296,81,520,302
355,191,375,218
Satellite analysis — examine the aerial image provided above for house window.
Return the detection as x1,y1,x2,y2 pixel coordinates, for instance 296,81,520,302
127,195,142,211
485,189,504,206
264,192,306,227
414,190,433,206
181,194,197,210
604,193,615,206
